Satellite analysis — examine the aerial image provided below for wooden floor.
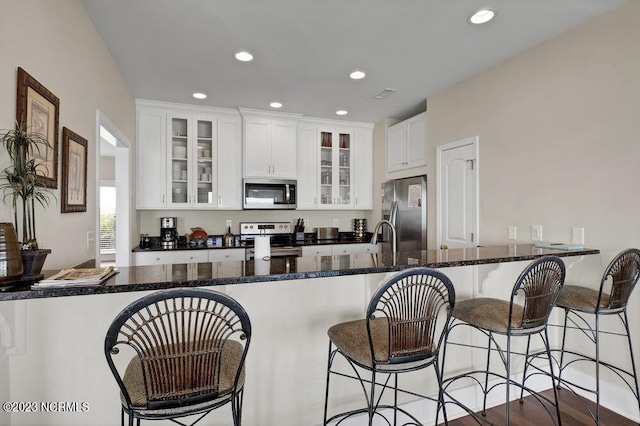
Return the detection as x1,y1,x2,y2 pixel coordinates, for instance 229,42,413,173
446,388,637,425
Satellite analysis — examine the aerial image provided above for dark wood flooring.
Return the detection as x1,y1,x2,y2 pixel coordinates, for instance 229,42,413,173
445,388,637,425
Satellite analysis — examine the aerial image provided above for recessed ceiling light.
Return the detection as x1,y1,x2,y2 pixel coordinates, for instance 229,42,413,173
192,92,207,99
235,51,253,62
349,70,366,80
469,9,495,25
270,102,283,108
336,110,348,116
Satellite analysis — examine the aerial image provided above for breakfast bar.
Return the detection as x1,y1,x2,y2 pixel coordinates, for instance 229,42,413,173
0,245,602,425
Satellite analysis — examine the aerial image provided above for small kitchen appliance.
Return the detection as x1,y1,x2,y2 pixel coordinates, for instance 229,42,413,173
243,179,297,210
240,222,301,259
160,217,179,248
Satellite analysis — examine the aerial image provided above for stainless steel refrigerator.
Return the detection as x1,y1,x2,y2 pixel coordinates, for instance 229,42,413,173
381,175,427,251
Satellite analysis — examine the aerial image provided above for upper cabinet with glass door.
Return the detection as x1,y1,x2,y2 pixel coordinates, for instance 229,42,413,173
168,114,217,209
319,129,352,208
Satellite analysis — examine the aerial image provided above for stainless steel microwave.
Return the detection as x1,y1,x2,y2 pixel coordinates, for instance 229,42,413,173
243,178,297,210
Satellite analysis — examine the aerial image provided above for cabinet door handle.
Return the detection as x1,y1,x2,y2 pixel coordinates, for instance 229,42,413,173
162,194,165,203
218,195,222,204
314,196,317,205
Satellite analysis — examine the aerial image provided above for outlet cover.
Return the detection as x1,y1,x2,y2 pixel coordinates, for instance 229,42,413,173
572,227,585,245
226,220,232,229
333,219,339,227
531,225,542,242
508,226,517,240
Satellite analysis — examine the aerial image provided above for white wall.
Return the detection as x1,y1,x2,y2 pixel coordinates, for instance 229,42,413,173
424,1,640,262
421,0,640,403
0,0,135,269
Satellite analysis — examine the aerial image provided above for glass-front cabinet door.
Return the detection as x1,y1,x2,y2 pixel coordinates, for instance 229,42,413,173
319,129,352,208
168,114,216,208
194,118,215,206
170,115,190,206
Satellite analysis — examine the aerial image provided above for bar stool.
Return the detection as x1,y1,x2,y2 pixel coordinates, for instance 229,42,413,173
104,288,252,426
554,248,640,424
442,256,565,425
323,267,456,426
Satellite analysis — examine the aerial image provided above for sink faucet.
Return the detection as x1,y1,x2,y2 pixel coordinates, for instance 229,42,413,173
371,220,397,254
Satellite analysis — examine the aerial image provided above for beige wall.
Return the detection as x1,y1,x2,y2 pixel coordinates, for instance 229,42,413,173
424,0,639,262
0,0,135,269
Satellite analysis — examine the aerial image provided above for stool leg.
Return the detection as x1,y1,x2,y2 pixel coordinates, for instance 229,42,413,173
368,370,376,426
481,332,492,416
393,373,399,425
435,361,448,425
520,335,532,403
323,341,333,426
557,308,570,388
595,313,601,424
623,310,640,417
545,327,562,425
505,333,512,424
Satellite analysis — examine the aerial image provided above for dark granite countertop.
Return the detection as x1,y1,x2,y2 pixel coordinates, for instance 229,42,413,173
0,244,599,301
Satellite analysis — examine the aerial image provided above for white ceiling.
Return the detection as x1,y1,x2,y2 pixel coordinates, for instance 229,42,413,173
82,0,625,124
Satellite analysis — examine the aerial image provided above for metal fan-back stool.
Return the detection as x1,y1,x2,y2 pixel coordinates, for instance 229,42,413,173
553,248,640,424
442,256,566,425
105,288,252,426
323,267,456,426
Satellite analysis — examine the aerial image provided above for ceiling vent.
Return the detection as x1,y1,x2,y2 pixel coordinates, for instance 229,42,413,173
375,88,396,100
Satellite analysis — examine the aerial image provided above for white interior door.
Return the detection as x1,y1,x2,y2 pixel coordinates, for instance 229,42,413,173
437,137,478,249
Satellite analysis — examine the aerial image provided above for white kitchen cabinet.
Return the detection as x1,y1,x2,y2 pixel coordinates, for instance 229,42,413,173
137,104,167,209
239,108,302,179
387,111,427,172
136,100,242,210
297,118,374,210
296,123,318,209
331,243,379,255
209,248,246,262
133,250,209,266
353,128,373,209
301,245,333,257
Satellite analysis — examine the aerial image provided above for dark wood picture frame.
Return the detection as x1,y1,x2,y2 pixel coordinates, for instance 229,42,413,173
15,67,60,189
61,127,88,213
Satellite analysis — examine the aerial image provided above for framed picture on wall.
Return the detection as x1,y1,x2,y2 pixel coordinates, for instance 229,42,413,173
15,67,60,189
61,127,88,213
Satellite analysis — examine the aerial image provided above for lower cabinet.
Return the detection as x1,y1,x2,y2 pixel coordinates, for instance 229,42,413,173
133,249,245,266
133,250,209,266
299,243,380,271
331,243,379,255
209,249,246,262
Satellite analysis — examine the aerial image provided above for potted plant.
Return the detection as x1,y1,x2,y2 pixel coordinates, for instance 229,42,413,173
0,121,55,281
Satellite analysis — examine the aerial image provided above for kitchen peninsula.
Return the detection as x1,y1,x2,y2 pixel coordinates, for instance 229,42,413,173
0,245,602,426
0,244,599,301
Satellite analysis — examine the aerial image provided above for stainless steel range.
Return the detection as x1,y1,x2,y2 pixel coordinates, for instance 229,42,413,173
240,222,302,259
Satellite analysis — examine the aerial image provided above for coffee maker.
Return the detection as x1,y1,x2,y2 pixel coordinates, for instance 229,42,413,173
160,217,178,248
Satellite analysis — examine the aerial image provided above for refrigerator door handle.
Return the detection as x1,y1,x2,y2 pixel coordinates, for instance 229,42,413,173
390,201,398,228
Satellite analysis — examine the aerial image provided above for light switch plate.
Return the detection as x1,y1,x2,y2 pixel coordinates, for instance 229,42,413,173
508,226,517,240
531,225,542,242
572,227,585,245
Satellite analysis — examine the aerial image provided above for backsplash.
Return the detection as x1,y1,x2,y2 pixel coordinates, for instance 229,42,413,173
138,210,374,237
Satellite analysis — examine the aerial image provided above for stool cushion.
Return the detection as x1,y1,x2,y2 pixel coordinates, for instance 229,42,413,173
555,284,609,313
328,318,389,368
328,317,437,371
121,340,245,409
453,298,523,333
